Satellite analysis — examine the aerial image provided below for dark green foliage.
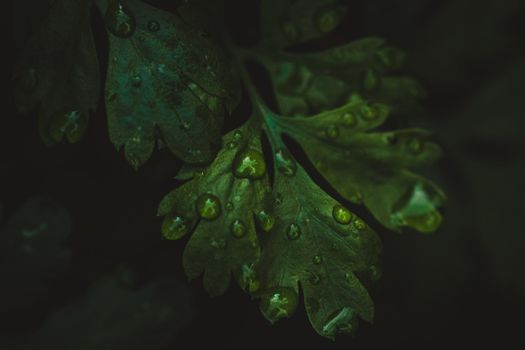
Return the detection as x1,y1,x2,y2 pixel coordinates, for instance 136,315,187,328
13,0,445,339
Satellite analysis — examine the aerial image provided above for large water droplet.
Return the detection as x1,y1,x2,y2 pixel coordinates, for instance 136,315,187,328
312,255,323,265
232,149,266,179
286,223,301,240
322,307,356,338
196,193,222,220
257,211,275,232
275,149,297,176
105,0,136,38
161,214,189,240
231,219,247,238
260,288,298,324
332,205,353,225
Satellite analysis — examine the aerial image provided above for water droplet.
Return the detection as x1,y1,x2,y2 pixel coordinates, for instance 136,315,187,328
105,0,136,38
361,104,378,120
352,218,366,231
147,20,160,32
312,255,323,265
408,138,423,154
332,204,353,224
325,124,339,139
257,211,275,232
196,193,222,220
161,214,189,240
231,219,247,238
341,111,357,127
286,223,301,240
281,21,300,41
232,149,266,179
233,129,243,141
322,307,356,338
226,141,237,149
308,271,321,285
315,7,342,33
275,149,297,176
225,202,234,211
210,238,227,249
260,288,298,324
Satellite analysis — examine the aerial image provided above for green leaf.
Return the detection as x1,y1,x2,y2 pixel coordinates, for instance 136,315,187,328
100,0,240,168
255,163,381,339
158,120,270,296
14,0,100,144
271,94,446,233
256,37,420,116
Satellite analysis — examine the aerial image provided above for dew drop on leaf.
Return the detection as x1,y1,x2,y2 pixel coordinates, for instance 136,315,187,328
232,149,266,179
352,218,366,231
324,125,339,139
226,141,237,149
314,7,342,33
286,223,301,240
231,219,247,238
105,0,136,38
312,255,323,265
408,138,424,154
275,148,297,176
260,288,298,324
196,193,222,220
360,104,378,120
161,214,188,240
233,129,243,141
340,111,357,127
225,202,234,211
257,210,275,232
147,20,160,32
332,204,353,225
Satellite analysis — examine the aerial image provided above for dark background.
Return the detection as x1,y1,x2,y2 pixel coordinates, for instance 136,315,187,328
2,0,525,349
